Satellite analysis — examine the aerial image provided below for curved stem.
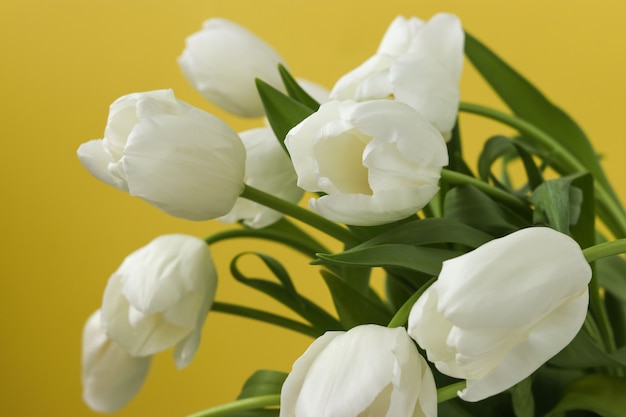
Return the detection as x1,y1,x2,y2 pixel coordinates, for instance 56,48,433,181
437,381,466,403
440,169,529,213
582,238,626,263
185,395,280,417
205,228,329,258
460,102,626,238
211,302,321,338
240,185,359,246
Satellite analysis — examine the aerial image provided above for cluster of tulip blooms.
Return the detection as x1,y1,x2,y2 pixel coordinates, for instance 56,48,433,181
78,12,626,417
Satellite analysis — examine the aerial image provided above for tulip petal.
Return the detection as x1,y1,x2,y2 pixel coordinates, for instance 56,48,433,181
77,139,128,191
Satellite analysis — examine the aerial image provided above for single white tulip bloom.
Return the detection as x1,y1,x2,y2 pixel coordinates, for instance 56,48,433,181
82,310,152,413
280,325,437,417
408,227,592,402
330,14,464,138
77,89,245,221
101,234,217,369
285,99,448,226
218,127,303,228
178,18,286,117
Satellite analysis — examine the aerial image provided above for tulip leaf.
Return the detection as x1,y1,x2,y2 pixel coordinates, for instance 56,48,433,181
278,64,320,111
238,370,288,400
443,184,530,236
256,217,329,254
345,217,493,251
545,374,626,417
464,32,621,207
315,244,460,277
320,269,393,328
255,78,314,148
509,377,534,417
230,252,343,331
447,118,474,177
550,327,622,369
477,135,544,193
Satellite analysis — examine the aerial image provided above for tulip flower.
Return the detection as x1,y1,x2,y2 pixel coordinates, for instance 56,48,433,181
330,13,464,139
77,89,245,221
285,99,448,226
218,127,303,228
82,310,152,413
280,325,437,417
408,227,592,402
100,234,217,369
178,18,286,117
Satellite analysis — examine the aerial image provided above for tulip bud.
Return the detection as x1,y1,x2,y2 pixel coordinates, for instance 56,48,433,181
178,18,286,117
77,89,246,221
100,234,217,369
280,325,437,417
285,99,448,226
218,127,303,228
82,310,152,413
408,227,592,402
330,13,464,139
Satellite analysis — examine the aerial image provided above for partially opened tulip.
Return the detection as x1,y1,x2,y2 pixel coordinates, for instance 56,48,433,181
82,310,152,413
280,325,437,417
330,13,463,138
285,99,448,226
101,234,217,369
77,89,245,221
218,127,303,228
179,18,286,117
408,227,592,402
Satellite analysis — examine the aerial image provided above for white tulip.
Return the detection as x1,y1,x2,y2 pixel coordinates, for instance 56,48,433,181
285,99,448,226
178,18,286,117
218,127,303,228
280,325,437,417
101,234,217,369
82,310,151,413
408,227,592,402
330,14,464,138
77,89,245,221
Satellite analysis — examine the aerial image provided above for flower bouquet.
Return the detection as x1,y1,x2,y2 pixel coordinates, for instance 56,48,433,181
78,11,626,417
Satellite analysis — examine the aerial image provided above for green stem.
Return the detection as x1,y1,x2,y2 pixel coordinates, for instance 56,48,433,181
240,185,359,246
460,102,626,238
441,169,529,213
205,228,329,258
388,277,436,328
582,238,626,263
437,381,466,403
211,302,321,338
185,395,280,417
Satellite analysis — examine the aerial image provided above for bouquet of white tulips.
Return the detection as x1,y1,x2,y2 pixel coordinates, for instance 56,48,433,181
78,11,626,417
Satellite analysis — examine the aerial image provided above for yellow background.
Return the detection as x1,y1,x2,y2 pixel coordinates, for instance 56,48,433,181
2,0,626,415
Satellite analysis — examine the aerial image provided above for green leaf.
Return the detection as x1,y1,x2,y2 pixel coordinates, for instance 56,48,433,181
320,269,392,328
255,78,314,148
230,252,343,331
346,217,493,251
443,184,530,236
315,244,460,276
446,118,474,177
550,327,622,369
530,173,591,236
477,135,543,192
509,377,534,417
255,217,329,254
464,32,621,207
278,64,320,111
238,370,288,400
546,374,626,417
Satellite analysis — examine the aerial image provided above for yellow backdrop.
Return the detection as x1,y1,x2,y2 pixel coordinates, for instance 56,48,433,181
2,0,626,415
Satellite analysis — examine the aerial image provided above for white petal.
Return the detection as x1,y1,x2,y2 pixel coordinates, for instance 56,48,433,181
330,55,395,101
77,139,128,191
82,310,151,413
377,16,425,56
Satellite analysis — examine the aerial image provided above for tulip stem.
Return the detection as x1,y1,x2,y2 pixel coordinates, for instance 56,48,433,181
437,380,466,403
440,169,529,213
184,395,280,417
582,238,626,263
459,102,626,238
387,277,436,328
240,185,360,246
